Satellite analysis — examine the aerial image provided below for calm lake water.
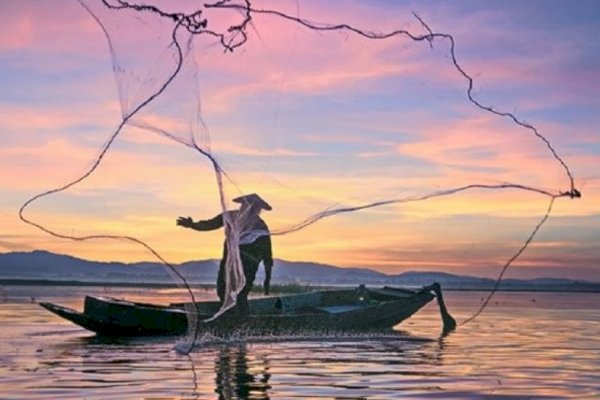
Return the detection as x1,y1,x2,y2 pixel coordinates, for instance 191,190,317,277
0,285,598,399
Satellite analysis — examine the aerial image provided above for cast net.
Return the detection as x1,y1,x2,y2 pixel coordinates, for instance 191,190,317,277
19,0,580,353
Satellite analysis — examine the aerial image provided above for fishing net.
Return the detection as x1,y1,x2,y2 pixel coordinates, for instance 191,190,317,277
20,0,580,353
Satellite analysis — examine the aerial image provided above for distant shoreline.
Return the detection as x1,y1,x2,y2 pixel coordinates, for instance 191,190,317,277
1,278,598,293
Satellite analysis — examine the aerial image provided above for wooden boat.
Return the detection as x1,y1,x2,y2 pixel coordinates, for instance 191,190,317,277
39,283,456,337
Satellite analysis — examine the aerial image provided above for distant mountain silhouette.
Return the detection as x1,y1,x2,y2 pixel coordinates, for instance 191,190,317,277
0,250,598,291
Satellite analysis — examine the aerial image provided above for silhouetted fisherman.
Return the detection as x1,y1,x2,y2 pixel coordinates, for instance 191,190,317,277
177,193,273,319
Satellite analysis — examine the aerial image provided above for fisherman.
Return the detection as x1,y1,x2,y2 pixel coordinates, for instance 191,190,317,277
176,193,273,319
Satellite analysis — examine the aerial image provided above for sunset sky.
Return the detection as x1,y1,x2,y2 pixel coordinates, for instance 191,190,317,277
1,0,599,281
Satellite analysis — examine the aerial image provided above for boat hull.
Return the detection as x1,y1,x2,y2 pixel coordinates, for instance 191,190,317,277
40,286,436,337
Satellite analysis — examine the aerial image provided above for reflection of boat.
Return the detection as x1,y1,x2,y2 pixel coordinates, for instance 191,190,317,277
39,284,455,337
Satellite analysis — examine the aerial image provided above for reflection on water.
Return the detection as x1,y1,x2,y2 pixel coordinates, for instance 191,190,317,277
214,343,271,400
0,286,598,399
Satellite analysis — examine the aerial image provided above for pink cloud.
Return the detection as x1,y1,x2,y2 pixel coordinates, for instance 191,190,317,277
0,1,105,54
394,112,575,188
0,102,113,135
210,140,318,158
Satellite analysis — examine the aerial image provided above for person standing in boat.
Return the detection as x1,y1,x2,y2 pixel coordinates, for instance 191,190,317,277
176,193,274,319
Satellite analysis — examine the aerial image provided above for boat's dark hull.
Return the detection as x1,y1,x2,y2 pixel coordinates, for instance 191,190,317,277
40,286,437,337
40,297,189,336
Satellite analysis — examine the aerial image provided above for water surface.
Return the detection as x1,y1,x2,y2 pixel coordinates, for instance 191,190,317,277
0,286,598,399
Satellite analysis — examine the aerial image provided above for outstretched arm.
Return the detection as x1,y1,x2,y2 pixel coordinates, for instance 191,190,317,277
177,214,224,231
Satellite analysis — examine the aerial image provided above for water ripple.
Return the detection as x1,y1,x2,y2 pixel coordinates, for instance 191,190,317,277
1,289,598,399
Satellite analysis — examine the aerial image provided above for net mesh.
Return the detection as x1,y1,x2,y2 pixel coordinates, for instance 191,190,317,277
19,0,580,353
